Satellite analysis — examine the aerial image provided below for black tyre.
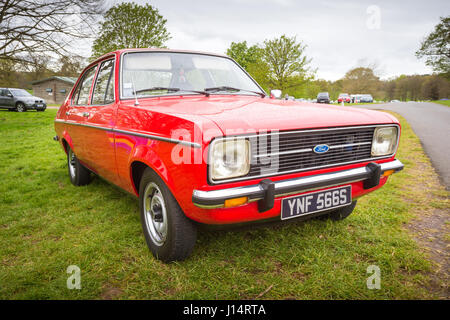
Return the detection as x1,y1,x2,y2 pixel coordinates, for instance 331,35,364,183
326,201,357,221
139,168,197,262
67,146,91,186
16,102,26,112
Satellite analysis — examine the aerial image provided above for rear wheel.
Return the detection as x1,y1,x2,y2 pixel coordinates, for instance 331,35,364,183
16,102,26,112
67,146,91,186
139,168,197,262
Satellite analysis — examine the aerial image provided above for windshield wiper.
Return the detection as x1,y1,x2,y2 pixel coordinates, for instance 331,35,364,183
134,87,209,96
204,86,266,98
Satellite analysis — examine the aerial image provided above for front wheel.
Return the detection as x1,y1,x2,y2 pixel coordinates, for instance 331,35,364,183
327,201,357,221
67,146,91,186
16,103,26,112
139,168,197,262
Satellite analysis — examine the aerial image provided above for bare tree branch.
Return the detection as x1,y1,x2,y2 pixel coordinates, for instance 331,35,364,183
0,0,106,65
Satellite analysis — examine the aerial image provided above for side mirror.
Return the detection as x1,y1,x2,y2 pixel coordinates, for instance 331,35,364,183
270,89,282,99
7,93,13,98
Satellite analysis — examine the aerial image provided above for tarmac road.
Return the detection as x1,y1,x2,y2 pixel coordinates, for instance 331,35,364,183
358,102,450,189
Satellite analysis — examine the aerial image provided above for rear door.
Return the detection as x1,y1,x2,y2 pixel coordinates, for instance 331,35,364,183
65,65,98,162
81,58,119,184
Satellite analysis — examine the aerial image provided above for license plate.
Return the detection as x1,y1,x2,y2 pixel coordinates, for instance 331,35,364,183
281,186,352,220
36,104,43,107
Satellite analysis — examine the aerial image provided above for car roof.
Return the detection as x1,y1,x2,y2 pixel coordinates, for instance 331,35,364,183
93,48,230,64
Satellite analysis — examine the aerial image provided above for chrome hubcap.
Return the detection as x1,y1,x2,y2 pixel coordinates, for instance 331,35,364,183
68,149,76,178
143,182,168,246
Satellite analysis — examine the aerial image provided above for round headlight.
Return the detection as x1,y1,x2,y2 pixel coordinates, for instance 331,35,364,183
371,126,398,156
210,139,250,181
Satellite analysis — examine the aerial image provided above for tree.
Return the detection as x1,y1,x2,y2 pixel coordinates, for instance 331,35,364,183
0,0,104,64
24,54,53,81
0,59,19,87
342,67,380,94
226,41,271,91
91,2,171,59
57,55,84,77
261,35,314,91
416,16,450,77
421,75,450,100
227,41,262,70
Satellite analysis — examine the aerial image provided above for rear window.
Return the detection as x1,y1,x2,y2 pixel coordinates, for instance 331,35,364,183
92,59,115,105
72,66,97,105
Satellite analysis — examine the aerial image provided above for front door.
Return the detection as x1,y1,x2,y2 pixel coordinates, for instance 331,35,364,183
65,65,98,163
0,89,14,109
81,58,119,185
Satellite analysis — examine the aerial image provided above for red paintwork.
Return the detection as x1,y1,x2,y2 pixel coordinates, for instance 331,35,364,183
54,49,401,225
337,96,351,103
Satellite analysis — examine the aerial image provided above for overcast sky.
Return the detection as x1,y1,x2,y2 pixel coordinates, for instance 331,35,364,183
100,0,449,81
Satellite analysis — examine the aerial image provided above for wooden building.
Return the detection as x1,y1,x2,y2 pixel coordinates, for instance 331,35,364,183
31,76,77,105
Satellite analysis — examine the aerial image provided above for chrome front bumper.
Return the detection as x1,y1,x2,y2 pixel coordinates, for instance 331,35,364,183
192,159,404,210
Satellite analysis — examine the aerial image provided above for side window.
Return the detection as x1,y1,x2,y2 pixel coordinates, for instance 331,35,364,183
92,59,115,105
0,89,6,96
73,66,97,105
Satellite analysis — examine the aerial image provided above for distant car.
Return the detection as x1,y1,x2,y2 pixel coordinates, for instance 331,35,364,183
359,94,374,103
0,88,47,112
316,92,330,104
351,94,363,103
390,100,400,103
337,93,351,103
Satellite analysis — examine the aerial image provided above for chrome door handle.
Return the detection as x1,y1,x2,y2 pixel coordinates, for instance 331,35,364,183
82,112,90,117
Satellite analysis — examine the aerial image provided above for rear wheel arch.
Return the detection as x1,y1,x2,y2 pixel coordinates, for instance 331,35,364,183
61,139,68,154
60,133,75,155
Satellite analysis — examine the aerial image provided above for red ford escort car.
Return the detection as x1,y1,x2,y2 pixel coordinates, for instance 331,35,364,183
54,49,403,262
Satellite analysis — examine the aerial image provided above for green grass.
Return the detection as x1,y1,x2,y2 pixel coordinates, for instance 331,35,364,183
0,109,444,299
431,100,450,107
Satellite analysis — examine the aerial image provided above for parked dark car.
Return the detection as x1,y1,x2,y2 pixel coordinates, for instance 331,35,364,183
316,92,330,104
360,94,374,103
0,88,47,112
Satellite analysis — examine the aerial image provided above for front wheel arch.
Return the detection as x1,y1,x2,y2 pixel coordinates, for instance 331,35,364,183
131,161,149,196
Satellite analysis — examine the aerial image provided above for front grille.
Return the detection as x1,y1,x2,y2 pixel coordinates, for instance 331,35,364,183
247,126,376,178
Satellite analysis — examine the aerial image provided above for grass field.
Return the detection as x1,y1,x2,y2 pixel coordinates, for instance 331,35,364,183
431,100,450,107
0,109,446,299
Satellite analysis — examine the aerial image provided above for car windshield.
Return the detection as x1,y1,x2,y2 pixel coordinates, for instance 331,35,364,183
121,52,264,98
318,93,328,97
10,89,32,97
